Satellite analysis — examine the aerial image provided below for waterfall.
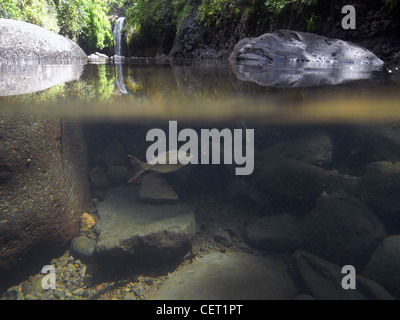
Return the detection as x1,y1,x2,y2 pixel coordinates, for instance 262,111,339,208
113,17,125,57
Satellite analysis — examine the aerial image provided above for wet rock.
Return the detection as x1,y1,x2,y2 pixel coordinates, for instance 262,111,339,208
260,132,332,167
88,52,109,64
363,235,400,298
361,161,400,230
293,250,367,300
79,213,96,233
254,158,357,211
301,196,386,269
229,30,383,65
71,236,97,259
246,214,303,253
139,174,179,204
224,179,270,210
0,19,87,63
89,167,109,190
95,186,196,262
106,165,130,186
0,116,90,288
153,252,297,299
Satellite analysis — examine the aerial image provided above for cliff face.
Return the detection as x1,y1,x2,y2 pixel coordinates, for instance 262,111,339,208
167,2,400,62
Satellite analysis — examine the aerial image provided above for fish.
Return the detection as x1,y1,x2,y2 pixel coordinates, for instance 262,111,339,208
128,150,192,182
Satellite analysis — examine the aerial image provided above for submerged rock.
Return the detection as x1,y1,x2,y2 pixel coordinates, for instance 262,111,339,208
0,19,87,63
95,186,196,263
246,214,303,253
293,250,393,300
301,196,386,269
153,252,297,299
89,166,109,190
254,158,357,211
138,173,179,204
224,179,270,210
363,235,400,298
361,161,400,230
71,236,97,259
229,30,383,65
0,116,90,288
260,132,333,167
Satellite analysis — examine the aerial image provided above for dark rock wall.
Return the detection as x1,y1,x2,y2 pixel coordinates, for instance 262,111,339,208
167,2,399,61
0,114,90,290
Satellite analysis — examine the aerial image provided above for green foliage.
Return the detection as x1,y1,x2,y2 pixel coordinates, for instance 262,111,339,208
174,0,194,31
197,0,241,26
126,0,175,36
81,1,114,50
0,0,60,32
0,0,22,19
54,0,89,42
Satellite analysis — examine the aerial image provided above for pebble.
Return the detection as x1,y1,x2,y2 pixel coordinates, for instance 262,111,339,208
72,288,85,296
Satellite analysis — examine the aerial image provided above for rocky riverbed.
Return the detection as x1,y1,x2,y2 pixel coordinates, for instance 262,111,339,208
2,123,400,300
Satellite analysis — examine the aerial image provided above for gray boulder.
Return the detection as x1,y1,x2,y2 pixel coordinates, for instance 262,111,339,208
301,196,386,269
95,186,196,262
153,252,297,300
0,19,87,63
229,30,383,65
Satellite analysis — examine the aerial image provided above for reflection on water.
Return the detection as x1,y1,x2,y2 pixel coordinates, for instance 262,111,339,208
0,60,399,124
0,62,84,96
230,62,383,87
115,63,128,94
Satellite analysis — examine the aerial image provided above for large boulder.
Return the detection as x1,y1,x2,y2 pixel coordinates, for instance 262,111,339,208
0,19,87,63
95,186,196,263
301,196,386,269
0,114,90,290
229,30,384,65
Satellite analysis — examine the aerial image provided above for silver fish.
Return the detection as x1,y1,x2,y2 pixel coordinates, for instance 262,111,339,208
128,150,192,182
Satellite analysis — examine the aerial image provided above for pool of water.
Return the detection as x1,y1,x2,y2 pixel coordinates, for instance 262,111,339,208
1,60,400,300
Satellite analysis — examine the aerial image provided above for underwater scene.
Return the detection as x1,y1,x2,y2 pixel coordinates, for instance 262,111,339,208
1,59,400,301
1,2,400,302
